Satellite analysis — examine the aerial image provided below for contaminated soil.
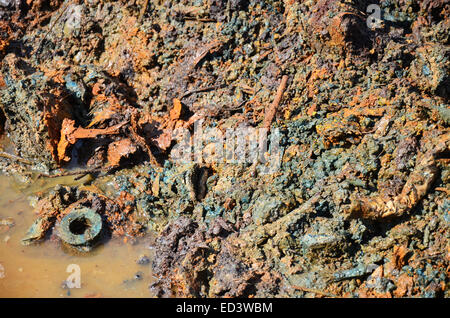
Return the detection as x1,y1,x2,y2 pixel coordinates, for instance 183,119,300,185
0,0,449,298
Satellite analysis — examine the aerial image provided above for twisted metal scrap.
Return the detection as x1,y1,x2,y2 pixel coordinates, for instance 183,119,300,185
348,132,449,220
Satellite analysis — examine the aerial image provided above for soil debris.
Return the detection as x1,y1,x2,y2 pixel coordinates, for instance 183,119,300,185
0,0,449,298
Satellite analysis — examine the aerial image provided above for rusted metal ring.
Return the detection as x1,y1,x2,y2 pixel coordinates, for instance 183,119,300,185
56,208,102,246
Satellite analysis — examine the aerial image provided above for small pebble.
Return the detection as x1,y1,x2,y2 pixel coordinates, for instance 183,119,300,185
134,271,144,280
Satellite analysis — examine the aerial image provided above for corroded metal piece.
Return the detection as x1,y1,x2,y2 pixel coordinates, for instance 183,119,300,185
56,208,102,246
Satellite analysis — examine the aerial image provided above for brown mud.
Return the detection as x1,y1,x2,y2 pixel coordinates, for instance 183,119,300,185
0,0,449,297
0,175,155,297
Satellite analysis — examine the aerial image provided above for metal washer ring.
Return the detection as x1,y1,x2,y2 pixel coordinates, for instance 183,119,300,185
56,208,102,246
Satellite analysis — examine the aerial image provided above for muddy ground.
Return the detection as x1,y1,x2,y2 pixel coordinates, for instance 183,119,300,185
0,0,449,297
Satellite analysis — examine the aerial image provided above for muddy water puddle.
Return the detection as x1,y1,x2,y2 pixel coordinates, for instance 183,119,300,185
0,175,154,298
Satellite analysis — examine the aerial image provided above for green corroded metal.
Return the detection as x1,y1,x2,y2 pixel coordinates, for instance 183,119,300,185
56,208,102,246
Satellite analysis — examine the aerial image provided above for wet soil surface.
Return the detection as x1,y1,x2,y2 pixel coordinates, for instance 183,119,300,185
0,175,155,297
0,0,449,297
